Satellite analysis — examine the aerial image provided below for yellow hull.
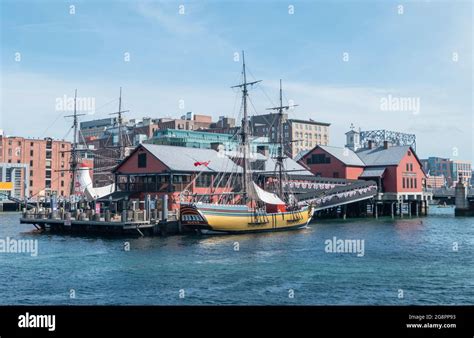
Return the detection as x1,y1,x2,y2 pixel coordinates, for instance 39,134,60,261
180,203,314,233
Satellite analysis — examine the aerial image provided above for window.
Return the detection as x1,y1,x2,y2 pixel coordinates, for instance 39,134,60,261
30,160,33,166
410,163,413,171
61,152,65,158
61,181,64,187
45,180,51,189
8,149,12,156
402,178,405,189
30,142,34,147
45,171,52,179
46,160,52,169
406,164,409,171
414,179,417,189
138,152,147,168
61,191,64,196
410,178,413,188
30,180,33,186
196,174,212,187
333,172,339,178
30,150,34,156
30,170,33,176
308,154,330,165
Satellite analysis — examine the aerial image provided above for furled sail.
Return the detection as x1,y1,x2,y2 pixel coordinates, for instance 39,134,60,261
250,182,285,205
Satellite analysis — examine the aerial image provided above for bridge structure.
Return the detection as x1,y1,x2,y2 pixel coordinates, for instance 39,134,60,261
430,187,474,204
258,174,379,210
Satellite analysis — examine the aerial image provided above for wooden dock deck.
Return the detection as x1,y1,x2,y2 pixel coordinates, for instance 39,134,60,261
20,213,180,237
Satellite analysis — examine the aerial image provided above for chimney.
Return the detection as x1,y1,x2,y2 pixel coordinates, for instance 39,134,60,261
383,140,389,149
257,145,269,158
210,142,224,152
368,140,374,149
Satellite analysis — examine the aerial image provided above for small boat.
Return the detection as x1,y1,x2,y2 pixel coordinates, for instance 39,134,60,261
179,52,314,233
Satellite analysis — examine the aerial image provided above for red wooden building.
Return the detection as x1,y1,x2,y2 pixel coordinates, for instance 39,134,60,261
112,144,241,211
300,143,427,199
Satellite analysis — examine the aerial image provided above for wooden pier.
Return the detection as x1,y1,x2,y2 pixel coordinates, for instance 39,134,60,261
20,206,181,237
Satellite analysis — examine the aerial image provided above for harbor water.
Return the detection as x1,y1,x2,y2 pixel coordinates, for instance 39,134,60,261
0,208,472,305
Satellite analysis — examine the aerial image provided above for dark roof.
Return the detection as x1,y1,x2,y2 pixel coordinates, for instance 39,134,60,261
289,118,331,126
360,167,386,178
356,146,411,166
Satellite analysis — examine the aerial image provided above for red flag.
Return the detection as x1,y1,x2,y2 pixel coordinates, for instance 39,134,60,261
194,161,210,167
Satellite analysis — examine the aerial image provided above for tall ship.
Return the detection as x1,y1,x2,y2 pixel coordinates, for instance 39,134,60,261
179,52,314,233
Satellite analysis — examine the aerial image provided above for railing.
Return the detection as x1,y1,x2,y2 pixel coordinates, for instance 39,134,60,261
298,181,378,209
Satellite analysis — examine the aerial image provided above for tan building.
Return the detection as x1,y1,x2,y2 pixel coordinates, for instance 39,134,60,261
251,113,330,159
452,160,472,187
0,134,72,198
157,113,213,131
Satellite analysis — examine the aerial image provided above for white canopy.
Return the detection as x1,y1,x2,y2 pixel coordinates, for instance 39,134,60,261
250,182,285,205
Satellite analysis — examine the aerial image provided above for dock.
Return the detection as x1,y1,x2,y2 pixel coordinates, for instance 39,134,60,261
20,201,182,236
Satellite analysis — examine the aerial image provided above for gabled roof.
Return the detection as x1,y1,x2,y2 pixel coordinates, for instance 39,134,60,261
318,145,365,166
263,156,313,176
356,146,411,166
135,144,242,173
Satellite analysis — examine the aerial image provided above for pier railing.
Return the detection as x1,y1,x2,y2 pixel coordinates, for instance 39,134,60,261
298,181,378,210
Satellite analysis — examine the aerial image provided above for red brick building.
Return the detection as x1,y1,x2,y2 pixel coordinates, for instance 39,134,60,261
0,134,72,198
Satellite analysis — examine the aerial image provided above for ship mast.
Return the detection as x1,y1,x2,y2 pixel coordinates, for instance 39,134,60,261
109,87,130,161
231,51,261,202
266,80,297,199
65,89,85,197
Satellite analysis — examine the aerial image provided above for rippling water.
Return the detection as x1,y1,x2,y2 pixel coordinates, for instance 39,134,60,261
0,208,472,305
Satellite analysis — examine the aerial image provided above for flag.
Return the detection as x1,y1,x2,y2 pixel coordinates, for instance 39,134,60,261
194,161,210,167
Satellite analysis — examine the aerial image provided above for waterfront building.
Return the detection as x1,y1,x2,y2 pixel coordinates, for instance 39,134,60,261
111,143,311,211
421,157,472,187
0,134,72,198
250,113,330,159
300,128,427,200
112,143,241,210
0,164,27,199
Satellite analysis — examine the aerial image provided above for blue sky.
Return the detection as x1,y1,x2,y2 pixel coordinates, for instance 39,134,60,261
1,0,472,162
